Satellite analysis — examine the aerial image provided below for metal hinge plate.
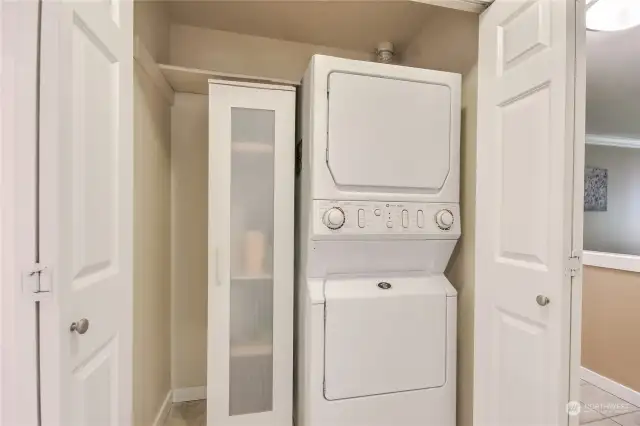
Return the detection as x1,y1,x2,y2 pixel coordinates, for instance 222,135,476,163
23,263,52,296
568,252,582,277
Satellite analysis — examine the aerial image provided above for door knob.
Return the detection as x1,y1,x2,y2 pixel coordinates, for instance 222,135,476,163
70,318,90,334
536,295,550,306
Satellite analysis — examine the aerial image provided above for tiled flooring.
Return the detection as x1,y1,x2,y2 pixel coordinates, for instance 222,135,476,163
164,400,206,426
164,380,640,426
580,379,640,425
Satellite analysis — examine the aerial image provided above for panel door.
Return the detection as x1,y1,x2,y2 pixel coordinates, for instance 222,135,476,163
474,0,580,425
208,81,295,426
38,1,133,425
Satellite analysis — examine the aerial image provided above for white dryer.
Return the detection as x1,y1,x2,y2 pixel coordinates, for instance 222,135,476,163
295,55,461,426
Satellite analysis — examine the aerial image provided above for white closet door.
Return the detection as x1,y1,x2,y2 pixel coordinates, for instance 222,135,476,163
208,81,295,426
38,1,133,425
474,0,581,426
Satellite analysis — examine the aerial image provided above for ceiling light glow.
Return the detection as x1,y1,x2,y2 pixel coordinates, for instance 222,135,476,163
587,0,640,31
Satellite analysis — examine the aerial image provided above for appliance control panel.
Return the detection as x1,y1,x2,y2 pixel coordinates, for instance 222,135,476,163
313,200,460,238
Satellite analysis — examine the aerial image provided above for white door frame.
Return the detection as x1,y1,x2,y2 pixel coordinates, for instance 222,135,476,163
1,1,40,425
569,0,587,425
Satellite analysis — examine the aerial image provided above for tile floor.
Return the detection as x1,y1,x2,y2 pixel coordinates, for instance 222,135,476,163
580,379,640,426
163,380,640,426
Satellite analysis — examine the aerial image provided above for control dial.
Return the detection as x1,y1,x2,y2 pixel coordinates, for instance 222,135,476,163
323,207,345,230
435,209,454,230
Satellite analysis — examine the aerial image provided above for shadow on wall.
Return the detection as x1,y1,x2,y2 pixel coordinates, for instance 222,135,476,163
445,64,478,426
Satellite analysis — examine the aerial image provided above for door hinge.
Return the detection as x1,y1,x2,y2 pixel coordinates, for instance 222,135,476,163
23,263,52,296
568,252,582,277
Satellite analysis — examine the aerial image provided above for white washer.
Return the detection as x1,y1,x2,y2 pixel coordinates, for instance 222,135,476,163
295,55,461,426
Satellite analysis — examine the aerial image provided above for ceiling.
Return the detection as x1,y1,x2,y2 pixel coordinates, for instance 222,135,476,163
587,25,640,138
166,0,439,53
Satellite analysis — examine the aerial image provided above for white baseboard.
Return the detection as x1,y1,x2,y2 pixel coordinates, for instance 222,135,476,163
172,386,207,403
152,390,173,426
582,367,640,407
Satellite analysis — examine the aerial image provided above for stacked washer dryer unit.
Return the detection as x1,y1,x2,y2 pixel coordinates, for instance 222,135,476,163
295,55,461,426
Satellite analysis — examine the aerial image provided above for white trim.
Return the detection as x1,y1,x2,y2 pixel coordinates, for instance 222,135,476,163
133,36,174,105
152,391,173,426
1,2,40,425
172,386,207,403
209,78,296,92
570,2,587,426
586,134,640,149
582,367,640,407
583,250,640,273
1,0,3,418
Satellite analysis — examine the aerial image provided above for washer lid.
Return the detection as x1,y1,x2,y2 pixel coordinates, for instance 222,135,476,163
323,275,447,400
327,72,452,193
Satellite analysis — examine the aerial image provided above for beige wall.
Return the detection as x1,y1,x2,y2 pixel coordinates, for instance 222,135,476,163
133,2,172,425
447,66,478,426
135,1,170,63
584,145,640,256
402,7,479,75
402,8,479,426
582,266,640,392
170,93,209,389
169,24,370,82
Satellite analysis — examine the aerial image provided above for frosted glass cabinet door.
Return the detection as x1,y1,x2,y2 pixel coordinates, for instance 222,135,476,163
208,80,295,426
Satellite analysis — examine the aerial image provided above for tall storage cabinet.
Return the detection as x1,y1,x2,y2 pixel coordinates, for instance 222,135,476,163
207,80,296,426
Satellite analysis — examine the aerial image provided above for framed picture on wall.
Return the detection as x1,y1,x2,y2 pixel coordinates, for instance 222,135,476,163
584,166,608,212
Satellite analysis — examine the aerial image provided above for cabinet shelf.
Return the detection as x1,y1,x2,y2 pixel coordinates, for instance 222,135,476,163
231,274,272,282
230,343,273,358
159,63,298,96
232,142,274,154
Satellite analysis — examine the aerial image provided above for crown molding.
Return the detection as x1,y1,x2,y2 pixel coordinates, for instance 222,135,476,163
586,134,640,149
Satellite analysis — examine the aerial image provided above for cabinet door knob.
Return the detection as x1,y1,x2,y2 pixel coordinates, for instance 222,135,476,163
536,295,550,307
70,318,90,334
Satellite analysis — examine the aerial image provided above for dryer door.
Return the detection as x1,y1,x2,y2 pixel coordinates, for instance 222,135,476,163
323,275,447,400
327,72,452,193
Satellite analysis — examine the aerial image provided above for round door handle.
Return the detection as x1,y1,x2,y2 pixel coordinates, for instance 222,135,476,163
536,295,550,306
70,318,90,334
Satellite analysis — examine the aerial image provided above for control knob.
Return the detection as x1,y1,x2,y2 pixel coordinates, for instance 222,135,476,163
323,207,345,230
435,209,454,230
